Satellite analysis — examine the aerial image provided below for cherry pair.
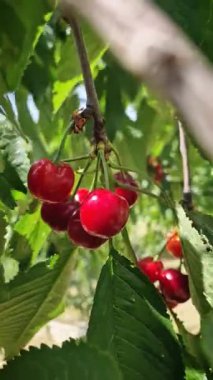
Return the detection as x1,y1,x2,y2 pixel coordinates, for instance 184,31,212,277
137,256,190,307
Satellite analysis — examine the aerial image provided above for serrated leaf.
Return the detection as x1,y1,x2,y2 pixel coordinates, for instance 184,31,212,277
0,115,30,185
177,206,213,315
87,249,184,380
14,207,51,263
0,340,122,380
0,256,19,283
188,211,213,246
0,249,75,358
0,0,52,92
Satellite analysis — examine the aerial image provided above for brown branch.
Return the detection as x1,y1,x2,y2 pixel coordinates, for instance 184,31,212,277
61,11,107,144
177,119,193,210
60,0,213,161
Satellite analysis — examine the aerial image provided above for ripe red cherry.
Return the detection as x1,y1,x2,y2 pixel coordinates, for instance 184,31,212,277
159,269,190,303
114,172,138,207
41,200,78,231
74,188,90,204
27,159,75,203
137,257,163,282
80,188,129,238
166,231,183,258
67,209,107,249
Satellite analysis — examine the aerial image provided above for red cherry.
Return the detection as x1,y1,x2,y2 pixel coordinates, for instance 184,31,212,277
166,231,183,258
41,200,78,231
28,159,75,203
114,172,138,207
165,299,178,309
74,188,90,204
159,269,190,303
137,257,164,282
67,209,107,249
80,188,129,238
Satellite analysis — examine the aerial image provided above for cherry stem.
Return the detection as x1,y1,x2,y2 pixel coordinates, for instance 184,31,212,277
115,179,160,200
154,241,167,260
121,227,137,264
177,117,193,211
108,238,114,251
72,159,93,197
99,149,110,189
91,154,101,190
63,154,90,162
54,121,74,163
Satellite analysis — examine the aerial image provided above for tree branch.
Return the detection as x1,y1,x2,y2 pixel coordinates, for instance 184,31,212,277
60,0,213,161
61,12,107,144
177,119,193,210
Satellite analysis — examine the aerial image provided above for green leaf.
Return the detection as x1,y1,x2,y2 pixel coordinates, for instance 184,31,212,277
0,256,19,283
0,249,75,358
188,211,213,246
0,340,122,380
201,309,213,369
154,0,213,63
185,368,207,380
87,249,184,380
14,207,51,263
0,115,31,185
177,206,213,315
0,176,16,208
0,0,52,92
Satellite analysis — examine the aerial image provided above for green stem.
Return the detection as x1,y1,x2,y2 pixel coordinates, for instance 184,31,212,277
110,146,123,167
54,122,73,162
72,159,93,197
91,154,100,190
154,241,167,260
63,154,90,162
121,227,137,264
115,180,159,200
109,162,141,175
99,149,110,189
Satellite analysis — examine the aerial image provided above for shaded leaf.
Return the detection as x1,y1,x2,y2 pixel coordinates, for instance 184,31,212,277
177,206,213,315
0,0,52,92
88,249,184,380
0,340,122,380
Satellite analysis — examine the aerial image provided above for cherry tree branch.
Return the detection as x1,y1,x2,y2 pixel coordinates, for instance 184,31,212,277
177,119,193,210
62,13,106,144
60,0,213,161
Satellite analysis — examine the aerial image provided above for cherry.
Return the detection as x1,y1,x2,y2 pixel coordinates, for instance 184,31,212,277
80,188,129,238
114,172,138,207
28,159,75,203
159,269,190,303
74,188,90,204
67,209,107,249
41,200,78,231
166,231,183,258
137,257,164,282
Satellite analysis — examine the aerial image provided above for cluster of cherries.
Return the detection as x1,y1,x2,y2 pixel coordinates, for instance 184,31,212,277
27,159,138,249
137,231,190,308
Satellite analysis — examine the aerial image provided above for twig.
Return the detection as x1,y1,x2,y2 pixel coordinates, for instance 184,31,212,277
62,12,106,144
177,119,193,210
